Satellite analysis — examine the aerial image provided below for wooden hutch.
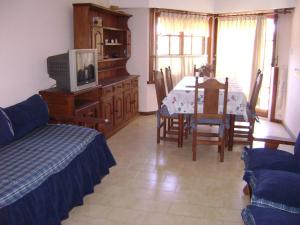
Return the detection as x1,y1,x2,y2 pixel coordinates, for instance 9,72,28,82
40,3,139,138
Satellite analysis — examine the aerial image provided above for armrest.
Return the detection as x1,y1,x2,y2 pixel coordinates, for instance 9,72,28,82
254,134,296,149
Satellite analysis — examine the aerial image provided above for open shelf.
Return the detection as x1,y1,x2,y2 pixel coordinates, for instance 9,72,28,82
104,43,123,46
103,26,127,32
74,100,99,111
100,57,129,62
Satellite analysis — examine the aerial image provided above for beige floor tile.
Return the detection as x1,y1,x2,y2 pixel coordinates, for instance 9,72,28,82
182,217,223,225
62,115,289,225
106,207,147,224
142,212,185,225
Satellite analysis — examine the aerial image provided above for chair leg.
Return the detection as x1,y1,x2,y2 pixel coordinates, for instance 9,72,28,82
185,125,188,139
225,129,228,148
192,131,197,161
167,118,171,131
228,115,235,151
163,118,167,138
220,138,225,162
157,126,160,144
243,184,252,196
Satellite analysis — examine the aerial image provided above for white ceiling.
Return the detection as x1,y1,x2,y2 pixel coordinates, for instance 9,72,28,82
109,0,297,13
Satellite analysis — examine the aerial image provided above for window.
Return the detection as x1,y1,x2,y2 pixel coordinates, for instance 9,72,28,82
149,9,211,84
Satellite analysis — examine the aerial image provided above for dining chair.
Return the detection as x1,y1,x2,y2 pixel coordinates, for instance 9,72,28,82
192,77,228,162
193,65,211,77
231,69,263,148
165,66,174,94
154,70,187,147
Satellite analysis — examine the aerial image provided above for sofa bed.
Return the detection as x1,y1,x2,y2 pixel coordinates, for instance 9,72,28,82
0,95,116,225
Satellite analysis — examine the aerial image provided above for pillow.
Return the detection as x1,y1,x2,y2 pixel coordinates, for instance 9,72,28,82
4,95,49,139
0,108,14,147
249,170,300,213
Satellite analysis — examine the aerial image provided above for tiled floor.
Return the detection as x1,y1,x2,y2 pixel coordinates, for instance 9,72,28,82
62,115,291,225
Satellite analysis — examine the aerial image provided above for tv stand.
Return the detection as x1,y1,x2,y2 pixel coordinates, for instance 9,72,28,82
40,4,139,138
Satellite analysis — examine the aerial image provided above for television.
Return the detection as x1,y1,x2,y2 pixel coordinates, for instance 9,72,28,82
47,49,98,92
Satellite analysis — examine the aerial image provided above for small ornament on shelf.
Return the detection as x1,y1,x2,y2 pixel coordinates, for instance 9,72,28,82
92,17,103,26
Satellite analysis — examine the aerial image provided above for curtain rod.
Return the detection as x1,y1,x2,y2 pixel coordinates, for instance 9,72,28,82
217,8,294,17
154,8,213,17
153,7,294,18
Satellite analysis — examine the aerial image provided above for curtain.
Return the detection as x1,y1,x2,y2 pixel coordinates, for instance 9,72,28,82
156,12,210,84
158,12,210,36
215,16,258,98
274,13,293,120
251,16,269,110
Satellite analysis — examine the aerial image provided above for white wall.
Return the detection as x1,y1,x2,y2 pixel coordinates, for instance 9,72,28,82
111,0,214,12
0,0,109,107
123,8,157,112
215,0,296,13
284,0,300,136
149,0,214,13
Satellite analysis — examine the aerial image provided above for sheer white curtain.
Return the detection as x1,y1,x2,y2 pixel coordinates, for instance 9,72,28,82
158,12,209,36
215,16,258,98
156,12,210,84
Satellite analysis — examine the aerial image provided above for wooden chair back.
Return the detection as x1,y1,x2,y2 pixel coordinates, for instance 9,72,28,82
193,65,210,77
165,66,174,93
249,69,263,112
194,77,228,121
154,70,167,109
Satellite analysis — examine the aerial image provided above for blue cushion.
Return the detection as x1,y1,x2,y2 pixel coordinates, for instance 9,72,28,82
242,205,300,225
247,170,300,213
4,95,49,139
0,108,14,147
242,147,300,173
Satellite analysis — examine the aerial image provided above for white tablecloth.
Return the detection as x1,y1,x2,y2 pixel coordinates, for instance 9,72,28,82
162,76,248,120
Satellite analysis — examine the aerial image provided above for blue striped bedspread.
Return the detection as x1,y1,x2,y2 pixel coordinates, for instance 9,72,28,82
0,124,99,209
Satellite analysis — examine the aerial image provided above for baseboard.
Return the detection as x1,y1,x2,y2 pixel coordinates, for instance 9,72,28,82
139,111,156,116
282,122,296,139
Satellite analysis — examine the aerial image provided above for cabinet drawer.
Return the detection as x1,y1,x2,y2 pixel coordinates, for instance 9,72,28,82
102,86,113,98
131,78,138,88
123,80,131,90
113,83,123,93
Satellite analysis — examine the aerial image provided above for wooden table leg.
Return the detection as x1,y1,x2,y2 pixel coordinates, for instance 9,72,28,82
178,114,184,148
228,114,235,151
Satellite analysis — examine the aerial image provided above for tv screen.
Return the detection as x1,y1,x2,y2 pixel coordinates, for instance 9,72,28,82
76,51,96,86
47,49,98,92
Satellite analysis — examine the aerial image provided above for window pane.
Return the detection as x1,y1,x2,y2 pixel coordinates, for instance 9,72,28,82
192,36,202,54
157,36,169,55
170,36,180,55
184,36,191,54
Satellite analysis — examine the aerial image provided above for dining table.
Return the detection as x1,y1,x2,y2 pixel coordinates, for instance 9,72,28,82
162,76,248,149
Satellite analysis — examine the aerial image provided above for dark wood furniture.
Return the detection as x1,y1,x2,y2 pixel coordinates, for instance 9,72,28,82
230,70,263,148
165,66,174,94
192,77,228,162
154,70,186,147
40,4,139,138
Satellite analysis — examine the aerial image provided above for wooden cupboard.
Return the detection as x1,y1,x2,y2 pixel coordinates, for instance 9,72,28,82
40,4,139,138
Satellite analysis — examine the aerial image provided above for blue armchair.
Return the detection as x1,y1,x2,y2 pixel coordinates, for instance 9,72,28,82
241,134,300,225
241,133,299,194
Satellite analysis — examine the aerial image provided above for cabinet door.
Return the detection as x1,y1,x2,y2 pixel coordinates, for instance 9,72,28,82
101,97,114,131
131,88,139,115
114,93,124,126
123,90,132,120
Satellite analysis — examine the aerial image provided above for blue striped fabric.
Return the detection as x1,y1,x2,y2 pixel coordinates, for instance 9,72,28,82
0,124,99,209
